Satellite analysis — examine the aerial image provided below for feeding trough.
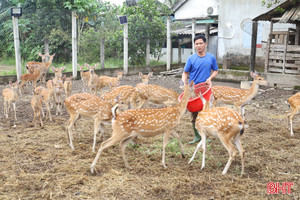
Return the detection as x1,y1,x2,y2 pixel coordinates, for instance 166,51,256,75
178,82,212,112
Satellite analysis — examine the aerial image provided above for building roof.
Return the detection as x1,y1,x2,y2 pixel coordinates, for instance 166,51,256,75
171,26,218,35
253,0,300,23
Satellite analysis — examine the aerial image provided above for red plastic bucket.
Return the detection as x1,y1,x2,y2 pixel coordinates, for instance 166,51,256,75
178,82,212,112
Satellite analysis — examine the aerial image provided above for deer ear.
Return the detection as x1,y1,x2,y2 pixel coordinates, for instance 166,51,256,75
116,70,119,74
51,66,55,72
38,53,42,56
9,81,12,86
61,66,66,71
149,72,153,76
139,72,143,78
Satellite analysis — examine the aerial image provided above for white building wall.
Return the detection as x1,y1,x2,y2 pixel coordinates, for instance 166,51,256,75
175,0,219,20
152,48,193,63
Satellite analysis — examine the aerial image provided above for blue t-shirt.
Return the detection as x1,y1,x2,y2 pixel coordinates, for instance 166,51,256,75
184,52,218,85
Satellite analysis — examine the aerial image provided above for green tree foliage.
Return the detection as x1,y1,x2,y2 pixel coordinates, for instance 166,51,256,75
114,0,167,65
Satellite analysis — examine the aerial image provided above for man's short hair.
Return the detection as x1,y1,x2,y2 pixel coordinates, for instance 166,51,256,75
194,34,206,43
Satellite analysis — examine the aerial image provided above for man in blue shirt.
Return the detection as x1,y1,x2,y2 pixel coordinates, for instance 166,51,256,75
181,34,218,144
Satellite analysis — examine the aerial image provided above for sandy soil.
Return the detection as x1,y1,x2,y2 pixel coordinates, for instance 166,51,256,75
0,73,299,200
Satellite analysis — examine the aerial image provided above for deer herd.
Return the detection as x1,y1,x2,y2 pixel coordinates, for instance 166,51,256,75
1,52,300,176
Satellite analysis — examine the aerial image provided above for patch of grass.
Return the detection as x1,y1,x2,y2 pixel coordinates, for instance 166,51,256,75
0,57,17,66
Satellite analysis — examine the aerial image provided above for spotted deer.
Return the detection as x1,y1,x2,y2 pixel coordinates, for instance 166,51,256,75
99,70,125,90
64,93,124,152
287,92,300,136
87,63,101,95
63,75,73,97
189,93,246,176
27,53,55,84
100,85,140,109
212,71,268,118
51,66,65,115
90,81,195,173
25,53,48,73
2,81,19,121
31,91,44,127
34,85,54,122
19,68,41,95
78,64,90,92
135,83,179,108
139,72,152,84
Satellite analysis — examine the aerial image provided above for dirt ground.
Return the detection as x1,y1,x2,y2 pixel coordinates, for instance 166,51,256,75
0,73,299,200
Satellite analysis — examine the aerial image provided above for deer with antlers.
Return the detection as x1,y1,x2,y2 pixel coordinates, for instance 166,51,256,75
188,93,247,176
78,64,90,92
212,71,267,118
65,93,126,152
31,90,44,127
2,81,19,121
287,92,300,136
26,53,55,84
90,80,195,173
19,68,41,95
135,83,180,108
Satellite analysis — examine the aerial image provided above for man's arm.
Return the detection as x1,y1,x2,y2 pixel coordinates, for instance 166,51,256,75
206,70,218,86
181,71,189,85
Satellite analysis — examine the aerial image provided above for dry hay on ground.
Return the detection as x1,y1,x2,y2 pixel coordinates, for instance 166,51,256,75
0,74,299,199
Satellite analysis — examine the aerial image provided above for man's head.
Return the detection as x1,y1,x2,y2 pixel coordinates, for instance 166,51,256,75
194,34,207,55
194,34,206,43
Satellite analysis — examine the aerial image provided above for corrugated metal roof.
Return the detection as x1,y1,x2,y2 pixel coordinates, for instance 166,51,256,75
253,0,300,23
171,27,218,35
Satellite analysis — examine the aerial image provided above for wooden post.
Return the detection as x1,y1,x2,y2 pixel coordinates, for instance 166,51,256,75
178,39,182,64
124,23,128,73
146,39,150,66
296,23,300,45
205,23,210,51
282,30,289,74
192,18,196,54
250,21,258,73
12,16,22,81
166,16,171,71
100,37,105,69
72,11,77,78
265,21,273,73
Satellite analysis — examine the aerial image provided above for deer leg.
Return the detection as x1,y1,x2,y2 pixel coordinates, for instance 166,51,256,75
188,139,203,164
90,135,124,173
162,130,171,168
241,106,245,119
137,99,147,109
33,110,37,127
67,113,79,150
38,109,43,127
289,110,296,136
12,102,17,121
119,137,134,169
171,131,185,158
201,133,207,170
4,100,8,118
234,135,244,176
45,102,52,122
92,118,102,153
219,133,237,175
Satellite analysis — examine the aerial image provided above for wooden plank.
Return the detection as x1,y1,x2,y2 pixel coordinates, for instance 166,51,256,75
283,31,289,73
269,62,298,68
287,45,300,51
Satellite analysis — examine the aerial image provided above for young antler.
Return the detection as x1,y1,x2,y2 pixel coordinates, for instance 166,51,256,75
287,92,300,136
189,93,246,176
212,71,267,118
90,80,195,173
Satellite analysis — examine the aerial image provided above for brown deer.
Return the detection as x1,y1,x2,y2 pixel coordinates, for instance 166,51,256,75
25,53,48,73
51,66,65,115
34,86,54,122
2,81,19,121
64,93,124,152
100,85,140,109
63,75,73,97
90,81,195,173
27,53,55,84
87,63,101,95
78,64,90,92
139,72,152,84
31,91,44,127
98,70,125,90
135,83,179,108
287,92,300,136
188,93,246,176
212,71,267,118
19,68,41,95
